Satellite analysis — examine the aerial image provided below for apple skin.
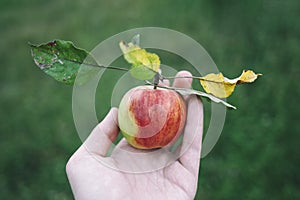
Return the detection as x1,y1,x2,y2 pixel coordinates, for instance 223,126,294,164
118,86,186,149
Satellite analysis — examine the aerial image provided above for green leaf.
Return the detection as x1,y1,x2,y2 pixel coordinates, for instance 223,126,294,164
119,37,160,80
130,64,158,80
29,40,98,85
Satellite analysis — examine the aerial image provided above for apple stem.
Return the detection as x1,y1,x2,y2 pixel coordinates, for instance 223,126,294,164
153,72,160,89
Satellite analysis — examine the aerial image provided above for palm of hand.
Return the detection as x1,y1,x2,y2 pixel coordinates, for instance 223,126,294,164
67,147,198,200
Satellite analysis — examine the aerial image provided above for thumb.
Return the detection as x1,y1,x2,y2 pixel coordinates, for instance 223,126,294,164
83,107,119,157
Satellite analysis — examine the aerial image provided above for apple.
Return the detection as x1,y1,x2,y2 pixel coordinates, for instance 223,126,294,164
118,86,186,149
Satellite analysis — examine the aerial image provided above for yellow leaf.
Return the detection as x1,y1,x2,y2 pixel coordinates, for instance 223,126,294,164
200,73,236,98
237,70,262,84
200,70,261,98
119,41,160,73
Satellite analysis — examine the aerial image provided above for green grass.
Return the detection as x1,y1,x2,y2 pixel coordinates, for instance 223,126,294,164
0,0,299,199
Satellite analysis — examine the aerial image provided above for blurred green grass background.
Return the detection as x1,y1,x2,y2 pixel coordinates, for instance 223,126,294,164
1,0,299,199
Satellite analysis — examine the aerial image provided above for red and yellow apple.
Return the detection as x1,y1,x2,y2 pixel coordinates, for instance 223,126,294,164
118,86,186,149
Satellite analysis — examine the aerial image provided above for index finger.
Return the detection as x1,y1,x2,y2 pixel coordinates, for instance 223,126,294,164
179,95,203,176
172,71,204,175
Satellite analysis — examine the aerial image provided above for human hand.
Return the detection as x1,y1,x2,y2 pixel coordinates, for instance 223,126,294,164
66,71,203,200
